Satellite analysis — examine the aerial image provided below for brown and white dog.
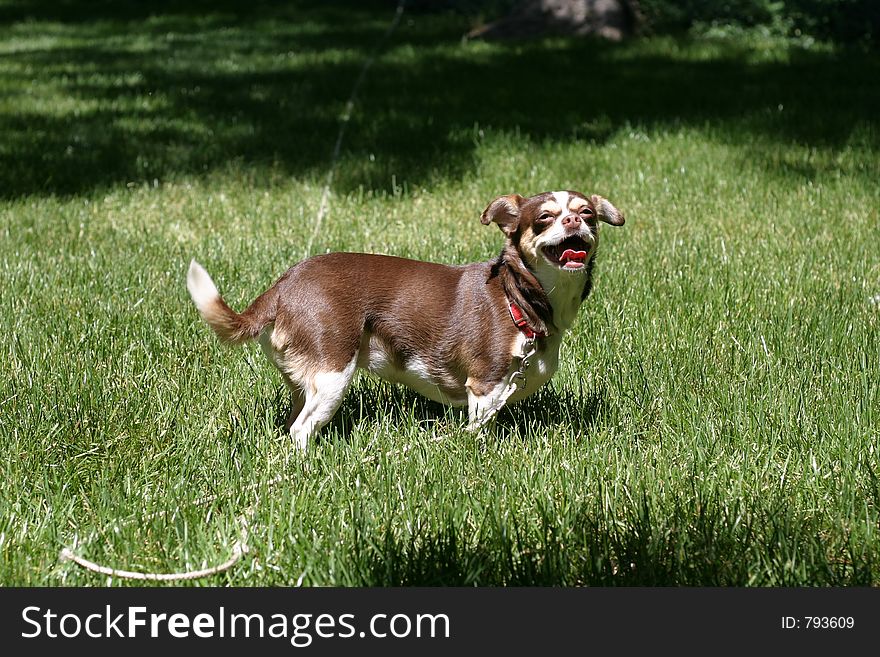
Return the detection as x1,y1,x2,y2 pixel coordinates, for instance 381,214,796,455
187,190,624,449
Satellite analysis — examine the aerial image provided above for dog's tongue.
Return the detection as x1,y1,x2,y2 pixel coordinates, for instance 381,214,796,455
560,249,587,263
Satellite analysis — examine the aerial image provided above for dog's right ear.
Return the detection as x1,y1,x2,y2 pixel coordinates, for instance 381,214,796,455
480,194,524,237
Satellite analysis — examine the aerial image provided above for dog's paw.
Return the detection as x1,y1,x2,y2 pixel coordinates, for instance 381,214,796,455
290,430,309,452
466,418,495,433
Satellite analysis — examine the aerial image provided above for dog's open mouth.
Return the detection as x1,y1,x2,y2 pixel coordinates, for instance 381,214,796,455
541,236,591,270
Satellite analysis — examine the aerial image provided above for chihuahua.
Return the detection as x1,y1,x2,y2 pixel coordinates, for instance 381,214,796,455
187,190,624,449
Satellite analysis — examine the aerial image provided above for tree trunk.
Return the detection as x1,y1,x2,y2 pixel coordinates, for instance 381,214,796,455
467,0,641,41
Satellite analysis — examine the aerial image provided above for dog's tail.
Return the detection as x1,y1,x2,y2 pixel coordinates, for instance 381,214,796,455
186,260,274,345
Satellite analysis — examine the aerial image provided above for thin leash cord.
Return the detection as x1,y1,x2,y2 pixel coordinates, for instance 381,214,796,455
305,0,407,257
62,1,408,583
60,540,246,582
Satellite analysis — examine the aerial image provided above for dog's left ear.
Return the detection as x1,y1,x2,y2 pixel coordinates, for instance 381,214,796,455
481,194,524,237
591,195,625,226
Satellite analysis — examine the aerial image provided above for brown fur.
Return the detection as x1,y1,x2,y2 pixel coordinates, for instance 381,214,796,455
204,253,521,392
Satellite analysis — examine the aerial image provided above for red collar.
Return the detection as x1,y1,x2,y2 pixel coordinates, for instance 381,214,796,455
508,301,546,340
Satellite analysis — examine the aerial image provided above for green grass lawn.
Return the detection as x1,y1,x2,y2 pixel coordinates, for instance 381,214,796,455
1,0,878,586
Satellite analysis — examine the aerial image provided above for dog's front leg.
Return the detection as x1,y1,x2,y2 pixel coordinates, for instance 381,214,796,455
465,379,508,432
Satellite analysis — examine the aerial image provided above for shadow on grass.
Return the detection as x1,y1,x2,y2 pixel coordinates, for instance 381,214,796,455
1,0,878,199
347,491,876,586
271,378,604,443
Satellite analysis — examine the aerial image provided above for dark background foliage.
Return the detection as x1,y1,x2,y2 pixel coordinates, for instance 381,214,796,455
638,0,878,44
410,0,879,45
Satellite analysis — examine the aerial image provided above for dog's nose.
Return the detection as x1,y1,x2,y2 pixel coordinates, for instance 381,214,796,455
562,213,581,228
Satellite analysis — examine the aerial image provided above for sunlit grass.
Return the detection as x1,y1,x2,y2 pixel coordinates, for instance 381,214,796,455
0,0,878,586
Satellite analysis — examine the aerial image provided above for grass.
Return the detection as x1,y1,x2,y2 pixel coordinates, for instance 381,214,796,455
1,0,878,586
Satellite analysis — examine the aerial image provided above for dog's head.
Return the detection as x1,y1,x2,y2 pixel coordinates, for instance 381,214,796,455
480,190,624,274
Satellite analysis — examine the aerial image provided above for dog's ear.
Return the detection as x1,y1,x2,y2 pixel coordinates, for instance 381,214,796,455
480,194,524,236
591,195,625,226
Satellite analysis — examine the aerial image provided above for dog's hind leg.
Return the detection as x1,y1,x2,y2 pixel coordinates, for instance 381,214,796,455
285,386,306,433
258,329,308,434
289,355,358,451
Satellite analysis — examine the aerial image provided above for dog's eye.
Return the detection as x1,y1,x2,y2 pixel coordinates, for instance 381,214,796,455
537,212,553,222
579,207,594,217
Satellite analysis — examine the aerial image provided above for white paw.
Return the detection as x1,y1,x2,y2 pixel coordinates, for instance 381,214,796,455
290,429,309,451
466,416,494,432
